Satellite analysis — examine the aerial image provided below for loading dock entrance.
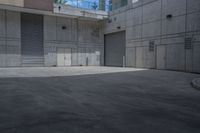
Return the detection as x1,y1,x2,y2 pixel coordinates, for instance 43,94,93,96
104,31,126,67
57,48,72,67
21,13,44,66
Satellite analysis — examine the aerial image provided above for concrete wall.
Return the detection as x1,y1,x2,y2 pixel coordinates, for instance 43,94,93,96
0,9,104,67
105,0,200,73
0,10,21,67
44,16,104,67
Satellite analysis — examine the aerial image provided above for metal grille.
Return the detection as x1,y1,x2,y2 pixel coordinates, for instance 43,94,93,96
185,37,192,49
21,13,44,66
105,31,126,67
149,41,155,52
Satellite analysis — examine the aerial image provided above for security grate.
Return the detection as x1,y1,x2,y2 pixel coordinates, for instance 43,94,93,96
185,37,192,49
149,41,155,52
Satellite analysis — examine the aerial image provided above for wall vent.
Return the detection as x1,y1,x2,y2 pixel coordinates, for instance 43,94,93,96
62,26,67,30
149,41,155,52
117,26,121,29
185,37,192,49
166,14,173,19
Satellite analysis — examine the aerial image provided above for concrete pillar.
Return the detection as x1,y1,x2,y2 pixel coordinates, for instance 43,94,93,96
99,0,105,11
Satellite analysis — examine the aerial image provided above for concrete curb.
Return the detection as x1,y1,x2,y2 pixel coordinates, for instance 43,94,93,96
191,78,200,90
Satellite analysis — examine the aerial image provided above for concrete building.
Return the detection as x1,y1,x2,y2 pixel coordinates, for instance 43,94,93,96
0,0,200,73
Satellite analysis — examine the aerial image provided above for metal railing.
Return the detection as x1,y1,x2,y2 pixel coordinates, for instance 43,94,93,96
54,0,129,11
54,0,110,11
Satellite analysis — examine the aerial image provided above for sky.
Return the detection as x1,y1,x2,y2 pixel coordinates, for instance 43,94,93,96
65,0,109,9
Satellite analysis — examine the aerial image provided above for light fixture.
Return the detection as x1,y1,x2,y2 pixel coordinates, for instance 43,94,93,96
166,14,173,19
62,26,66,30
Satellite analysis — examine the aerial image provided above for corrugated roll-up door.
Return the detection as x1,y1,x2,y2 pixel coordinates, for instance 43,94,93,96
105,31,126,67
21,13,44,66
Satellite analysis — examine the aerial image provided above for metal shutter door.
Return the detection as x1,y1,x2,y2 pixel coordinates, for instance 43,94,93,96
105,31,126,67
21,13,44,66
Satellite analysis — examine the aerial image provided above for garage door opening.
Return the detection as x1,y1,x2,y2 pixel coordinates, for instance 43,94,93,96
21,13,44,67
104,31,126,67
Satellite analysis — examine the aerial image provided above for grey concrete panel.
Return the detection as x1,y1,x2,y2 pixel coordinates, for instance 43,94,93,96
126,7,142,27
187,0,200,14
126,9,134,27
143,46,156,68
142,0,161,23
126,25,142,40
78,48,86,66
95,48,101,66
162,15,186,35
162,0,186,18
6,11,20,39
89,49,97,66
193,44,200,73
161,36,185,45
100,47,104,66
6,40,21,67
185,49,193,72
71,19,78,41
142,21,161,38
136,47,143,67
156,45,166,69
44,16,57,41
71,48,78,66
187,12,200,32
136,46,156,68
85,47,91,66
78,21,101,43
0,41,6,67
126,47,136,67
127,41,142,47
166,44,185,71
0,10,5,38
44,45,57,67
56,17,72,41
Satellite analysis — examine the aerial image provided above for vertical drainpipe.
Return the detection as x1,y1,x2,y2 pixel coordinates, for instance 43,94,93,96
99,0,105,11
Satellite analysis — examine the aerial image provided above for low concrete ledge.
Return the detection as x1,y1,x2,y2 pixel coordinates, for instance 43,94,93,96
191,78,200,90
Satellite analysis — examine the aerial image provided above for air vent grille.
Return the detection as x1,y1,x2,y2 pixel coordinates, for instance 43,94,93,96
149,41,155,52
185,37,192,49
